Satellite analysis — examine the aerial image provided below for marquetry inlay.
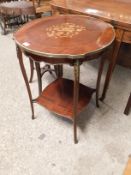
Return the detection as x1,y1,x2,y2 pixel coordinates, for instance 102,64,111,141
46,22,86,38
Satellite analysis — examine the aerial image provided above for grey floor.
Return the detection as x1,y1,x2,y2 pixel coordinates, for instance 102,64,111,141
0,32,131,175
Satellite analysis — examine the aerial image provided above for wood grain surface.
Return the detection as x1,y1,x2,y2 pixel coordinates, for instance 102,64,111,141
36,78,95,118
51,0,131,31
14,15,115,59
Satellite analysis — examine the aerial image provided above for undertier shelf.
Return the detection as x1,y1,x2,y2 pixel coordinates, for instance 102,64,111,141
36,78,95,119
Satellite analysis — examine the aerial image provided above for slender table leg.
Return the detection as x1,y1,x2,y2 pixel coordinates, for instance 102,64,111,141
124,93,131,115
100,29,125,101
96,55,106,107
35,62,42,96
16,45,35,119
29,57,34,83
54,65,63,78
73,60,80,144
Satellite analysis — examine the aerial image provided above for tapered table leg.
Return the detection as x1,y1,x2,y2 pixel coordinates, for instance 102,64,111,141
35,62,42,96
100,29,125,101
16,45,35,119
96,56,106,107
29,57,34,83
73,60,80,144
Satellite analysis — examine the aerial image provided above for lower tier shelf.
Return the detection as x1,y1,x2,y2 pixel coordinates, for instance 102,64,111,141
36,78,95,120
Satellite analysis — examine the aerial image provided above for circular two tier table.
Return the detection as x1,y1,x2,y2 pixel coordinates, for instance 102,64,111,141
14,15,115,143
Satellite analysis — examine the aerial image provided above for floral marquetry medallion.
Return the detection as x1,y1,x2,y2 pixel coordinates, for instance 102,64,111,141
46,22,86,38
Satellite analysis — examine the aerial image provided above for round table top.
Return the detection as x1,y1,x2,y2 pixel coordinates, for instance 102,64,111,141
0,1,35,15
14,15,115,59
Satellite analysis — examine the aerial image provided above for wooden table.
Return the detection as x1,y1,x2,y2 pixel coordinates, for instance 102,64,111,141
0,1,36,34
50,0,131,100
14,15,114,143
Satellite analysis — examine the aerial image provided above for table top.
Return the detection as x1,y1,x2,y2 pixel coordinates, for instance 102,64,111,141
0,1,35,15
51,0,131,30
14,15,115,59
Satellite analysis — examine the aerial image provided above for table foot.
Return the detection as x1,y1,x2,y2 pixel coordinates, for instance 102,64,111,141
73,117,78,144
124,93,131,115
96,55,106,107
32,114,35,120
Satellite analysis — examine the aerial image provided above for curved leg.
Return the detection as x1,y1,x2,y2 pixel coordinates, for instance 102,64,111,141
35,62,42,96
124,93,131,115
16,45,35,119
100,29,124,101
73,60,80,144
29,57,34,83
41,64,54,76
96,56,106,107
